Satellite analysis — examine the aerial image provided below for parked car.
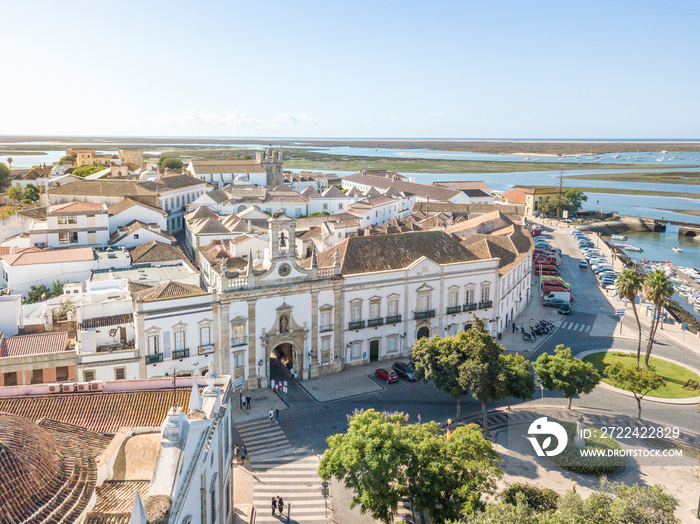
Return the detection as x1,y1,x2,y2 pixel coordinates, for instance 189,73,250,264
544,298,570,308
579,260,588,268
375,368,399,383
559,303,571,315
391,361,417,381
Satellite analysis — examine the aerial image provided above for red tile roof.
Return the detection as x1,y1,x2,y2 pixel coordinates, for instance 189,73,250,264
0,388,199,433
1,331,69,357
1,246,95,266
49,202,107,214
500,187,532,204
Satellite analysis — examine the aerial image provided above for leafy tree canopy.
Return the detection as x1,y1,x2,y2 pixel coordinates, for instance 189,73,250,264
532,345,600,409
59,155,76,165
563,188,588,212
158,157,183,170
73,164,105,178
605,362,665,420
0,162,11,190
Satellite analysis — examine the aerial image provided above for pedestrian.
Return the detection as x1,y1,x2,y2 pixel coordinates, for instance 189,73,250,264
275,408,279,422
240,453,246,465
242,445,247,457
278,497,284,515
246,395,251,410
271,379,276,391
234,444,239,462
269,408,274,423
271,496,277,516
512,322,515,334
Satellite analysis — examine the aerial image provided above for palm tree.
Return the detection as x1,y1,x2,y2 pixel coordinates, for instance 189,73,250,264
7,157,12,173
642,269,674,367
615,269,644,365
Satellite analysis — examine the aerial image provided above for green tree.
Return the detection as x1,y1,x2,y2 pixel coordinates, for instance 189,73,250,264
59,155,76,165
22,183,41,203
412,333,470,420
73,164,106,177
6,157,12,173
318,409,502,524
642,269,674,367
158,157,183,170
53,298,76,321
7,183,23,203
564,188,588,213
25,284,51,303
0,162,11,190
500,483,559,513
615,269,645,365
605,362,665,420
50,279,65,297
456,318,507,437
406,422,502,522
532,345,600,409
500,354,536,411
319,409,411,524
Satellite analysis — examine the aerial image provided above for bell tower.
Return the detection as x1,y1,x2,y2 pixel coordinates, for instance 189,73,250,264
268,211,296,260
256,148,284,187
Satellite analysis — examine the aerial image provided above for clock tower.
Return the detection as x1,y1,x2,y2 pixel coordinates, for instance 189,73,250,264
268,211,296,260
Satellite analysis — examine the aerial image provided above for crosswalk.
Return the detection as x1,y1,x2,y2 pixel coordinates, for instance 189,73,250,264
235,417,294,459
235,417,332,523
560,320,593,333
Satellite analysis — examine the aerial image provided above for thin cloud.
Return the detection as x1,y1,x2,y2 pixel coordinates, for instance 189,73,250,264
272,112,320,126
144,110,260,128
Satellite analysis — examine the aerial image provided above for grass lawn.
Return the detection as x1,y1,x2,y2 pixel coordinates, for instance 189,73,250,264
583,351,700,398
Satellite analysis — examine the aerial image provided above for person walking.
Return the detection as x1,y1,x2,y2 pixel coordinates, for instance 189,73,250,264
234,444,239,462
274,408,279,422
271,496,277,516
278,496,284,515
246,395,251,410
512,322,516,334
269,408,274,423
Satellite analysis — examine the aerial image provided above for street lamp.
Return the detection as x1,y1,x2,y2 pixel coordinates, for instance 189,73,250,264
257,359,263,389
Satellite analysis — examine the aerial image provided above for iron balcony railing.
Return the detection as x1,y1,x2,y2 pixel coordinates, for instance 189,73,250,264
385,315,402,324
146,353,163,364
446,306,462,314
348,320,365,330
172,348,190,359
367,318,384,327
319,324,334,333
479,300,493,309
414,310,436,320
231,337,247,347
463,303,478,312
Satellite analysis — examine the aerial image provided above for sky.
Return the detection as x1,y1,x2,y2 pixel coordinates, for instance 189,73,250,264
2,1,700,139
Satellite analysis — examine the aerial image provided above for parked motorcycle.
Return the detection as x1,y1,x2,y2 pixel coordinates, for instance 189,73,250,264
522,331,537,342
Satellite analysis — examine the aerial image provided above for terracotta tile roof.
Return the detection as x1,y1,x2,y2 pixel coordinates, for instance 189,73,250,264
346,187,364,197
412,202,525,216
128,241,190,266
132,280,206,302
344,172,460,202
90,480,150,515
432,180,491,192
16,206,48,220
37,418,114,457
200,188,233,204
48,180,158,197
321,186,346,198
1,246,95,266
110,221,176,244
315,231,479,275
85,514,130,524
107,198,167,217
140,174,206,191
444,210,514,236
1,331,69,357
500,187,532,204
78,313,133,330
185,205,219,221
300,186,322,198
189,159,267,174
49,202,107,214
188,217,232,236
0,413,97,523
0,387,199,433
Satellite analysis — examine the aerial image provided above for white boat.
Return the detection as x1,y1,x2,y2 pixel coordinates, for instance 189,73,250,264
672,247,683,253
611,234,627,241
622,245,643,252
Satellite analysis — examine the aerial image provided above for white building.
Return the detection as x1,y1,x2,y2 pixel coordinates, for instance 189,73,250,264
187,149,284,188
107,198,168,233
29,202,110,248
342,171,471,204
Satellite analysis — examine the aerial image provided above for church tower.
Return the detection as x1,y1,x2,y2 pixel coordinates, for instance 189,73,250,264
268,211,296,260
256,148,284,187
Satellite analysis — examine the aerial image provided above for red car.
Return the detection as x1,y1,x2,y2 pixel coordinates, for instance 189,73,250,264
375,368,399,383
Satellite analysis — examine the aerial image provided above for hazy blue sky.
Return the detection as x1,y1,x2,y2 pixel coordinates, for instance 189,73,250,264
2,1,699,138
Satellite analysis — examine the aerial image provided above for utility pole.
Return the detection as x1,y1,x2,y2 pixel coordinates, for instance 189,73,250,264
558,170,564,220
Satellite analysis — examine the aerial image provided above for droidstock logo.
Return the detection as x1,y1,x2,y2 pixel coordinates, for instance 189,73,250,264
526,417,568,457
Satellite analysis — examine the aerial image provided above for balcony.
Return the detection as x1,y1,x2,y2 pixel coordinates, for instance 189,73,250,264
348,320,365,330
172,348,190,359
414,310,436,320
446,306,462,314
231,337,247,347
479,300,493,309
367,318,384,327
385,315,402,324
463,303,478,312
319,324,334,333
146,353,163,364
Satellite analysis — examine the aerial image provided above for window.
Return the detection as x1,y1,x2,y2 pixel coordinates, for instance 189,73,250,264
234,352,243,368
59,232,69,245
481,286,491,302
417,294,430,312
148,334,159,354
338,203,343,209
387,298,399,317
321,337,330,352
3,372,18,386
295,208,302,217
350,302,362,322
232,324,245,340
115,368,125,380
174,330,186,350
67,216,77,225
58,216,68,225
351,342,361,359
200,326,211,347
337,232,342,238
32,369,44,384
369,301,380,320
449,325,458,336
387,336,397,353
133,233,139,240
323,203,328,210
83,370,95,382
56,366,69,381
321,310,331,327
465,288,474,305
448,290,459,308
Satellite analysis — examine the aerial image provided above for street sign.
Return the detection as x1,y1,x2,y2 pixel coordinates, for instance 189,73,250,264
562,210,569,219
615,309,625,316
682,323,688,331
